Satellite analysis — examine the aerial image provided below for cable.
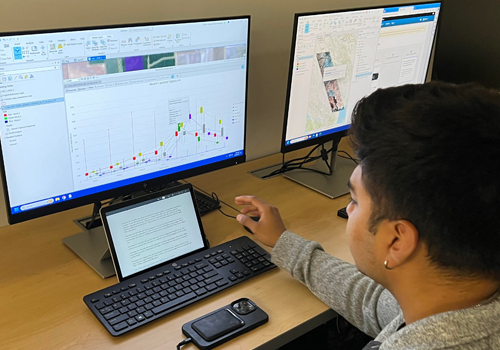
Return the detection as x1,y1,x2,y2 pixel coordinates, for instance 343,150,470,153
179,179,240,219
337,150,359,164
176,337,192,350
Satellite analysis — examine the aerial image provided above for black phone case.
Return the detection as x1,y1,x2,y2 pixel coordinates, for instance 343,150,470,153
182,298,268,349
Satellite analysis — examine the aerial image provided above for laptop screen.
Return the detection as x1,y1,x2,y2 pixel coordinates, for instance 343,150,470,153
104,188,205,278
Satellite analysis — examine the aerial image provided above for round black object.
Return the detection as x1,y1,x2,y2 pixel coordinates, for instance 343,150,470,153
231,298,256,315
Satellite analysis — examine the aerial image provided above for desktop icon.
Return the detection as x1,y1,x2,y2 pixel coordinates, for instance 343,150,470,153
68,194,72,199
50,44,56,50
31,46,38,51
55,197,60,201
24,75,28,79
62,195,66,200
58,44,63,49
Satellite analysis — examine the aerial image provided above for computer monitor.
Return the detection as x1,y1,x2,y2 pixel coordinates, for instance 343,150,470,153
280,2,441,198
0,16,250,276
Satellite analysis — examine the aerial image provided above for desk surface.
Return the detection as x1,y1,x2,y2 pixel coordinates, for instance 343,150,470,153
0,151,354,350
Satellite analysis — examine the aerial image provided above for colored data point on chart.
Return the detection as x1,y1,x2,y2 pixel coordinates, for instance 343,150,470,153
226,136,228,140
160,141,163,146
175,131,178,136
189,114,192,119
219,119,221,124
85,173,88,176
195,132,198,137
180,122,183,127
214,133,216,137
198,136,200,141
216,142,219,144
116,163,119,166
208,132,210,135
169,156,172,158
139,153,142,156
155,150,158,155
200,107,203,113
110,166,113,169
133,157,136,160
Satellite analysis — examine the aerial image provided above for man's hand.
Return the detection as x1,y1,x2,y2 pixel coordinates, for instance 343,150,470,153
234,195,287,248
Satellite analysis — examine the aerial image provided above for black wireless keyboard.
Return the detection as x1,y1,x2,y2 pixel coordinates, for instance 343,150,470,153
83,236,276,336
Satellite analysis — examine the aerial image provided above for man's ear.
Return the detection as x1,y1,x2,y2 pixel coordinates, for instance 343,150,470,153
384,220,419,268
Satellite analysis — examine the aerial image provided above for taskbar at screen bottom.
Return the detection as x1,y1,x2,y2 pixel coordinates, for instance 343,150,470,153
285,124,350,147
10,149,244,214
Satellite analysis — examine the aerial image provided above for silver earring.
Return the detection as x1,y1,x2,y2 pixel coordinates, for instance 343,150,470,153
384,260,393,270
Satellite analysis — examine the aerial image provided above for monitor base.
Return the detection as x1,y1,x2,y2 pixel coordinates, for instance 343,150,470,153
62,221,116,279
284,155,357,199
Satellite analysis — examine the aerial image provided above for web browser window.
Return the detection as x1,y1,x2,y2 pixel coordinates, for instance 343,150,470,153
285,3,440,146
0,18,249,214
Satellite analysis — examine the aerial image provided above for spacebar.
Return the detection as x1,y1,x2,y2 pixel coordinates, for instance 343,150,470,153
152,292,197,315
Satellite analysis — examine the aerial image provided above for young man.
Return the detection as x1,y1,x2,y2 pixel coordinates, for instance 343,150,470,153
235,82,500,349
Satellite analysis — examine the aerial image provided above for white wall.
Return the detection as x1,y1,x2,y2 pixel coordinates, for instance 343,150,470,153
0,0,415,226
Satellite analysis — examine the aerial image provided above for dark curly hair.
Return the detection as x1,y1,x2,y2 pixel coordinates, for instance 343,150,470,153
350,81,500,280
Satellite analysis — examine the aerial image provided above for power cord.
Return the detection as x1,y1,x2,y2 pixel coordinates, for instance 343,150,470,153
262,139,343,178
337,150,359,164
176,337,192,350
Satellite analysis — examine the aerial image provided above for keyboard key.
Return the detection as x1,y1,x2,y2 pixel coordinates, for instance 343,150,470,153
100,306,114,315
251,263,265,272
216,280,228,287
152,294,161,300
128,290,137,296
108,313,129,326
203,271,217,279
204,266,214,272
148,276,156,280
188,260,195,265
204,254,211,259
136,307,146,314
119,307,128,314
112,303,121,310
222,254,230,258
181,263,188,268
195,287,207,296
163,270,171,275
235,272,244,279
153,287,161,293
211,252,217,256
175,291,185,297
128,283,137,288
215,256,223,261
152,292,197,315
112,290,120,295
243,270,251,276
214,263,222,268
104,310,120,320
145,303,154,310
145,290,154,296
227,258,235,263
182,281,190,288
156,273,163,278
206,283,217,291
128,310,138,317
205,275,223,284
153,300,162,307
94,301,105,310
195,262,208,269
230,250,238,255
130,296,139,303
120,293,128,300
175,285,183,291
104,293,112,298
168,294,177,300
104,300,113,306
121,299,131,306
127,303,137,310
144,297,153,304
136,315,146,322
195,258,202,262
144,311,154,318
221,260,228,266
141,279,148,284
112,321,128,332
229,276,237,282
136,300,145,307
188,267,196,272
127,318,137,326
217,249,223,254
90,298,100,303
120,286,128,291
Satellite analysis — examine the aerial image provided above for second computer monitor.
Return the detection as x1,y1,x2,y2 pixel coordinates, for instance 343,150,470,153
282,2,441,152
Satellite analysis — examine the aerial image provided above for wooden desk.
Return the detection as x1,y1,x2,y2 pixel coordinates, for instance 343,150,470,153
0,152,354,350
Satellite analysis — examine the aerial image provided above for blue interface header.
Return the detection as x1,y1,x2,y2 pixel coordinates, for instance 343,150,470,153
384,2,440,13
382,15,435,27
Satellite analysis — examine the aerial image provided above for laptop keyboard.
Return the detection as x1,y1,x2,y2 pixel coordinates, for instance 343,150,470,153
84,236,276,336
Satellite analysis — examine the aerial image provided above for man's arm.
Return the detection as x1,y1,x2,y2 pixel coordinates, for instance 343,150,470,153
272,230,400,338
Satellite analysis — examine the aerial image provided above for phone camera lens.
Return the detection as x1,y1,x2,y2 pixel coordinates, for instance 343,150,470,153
232,299,256,315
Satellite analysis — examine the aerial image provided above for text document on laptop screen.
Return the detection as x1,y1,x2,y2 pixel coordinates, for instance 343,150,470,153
105,188,204,278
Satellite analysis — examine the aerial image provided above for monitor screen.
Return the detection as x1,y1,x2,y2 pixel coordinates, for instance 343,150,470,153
282,2,441,151
0,17,249,223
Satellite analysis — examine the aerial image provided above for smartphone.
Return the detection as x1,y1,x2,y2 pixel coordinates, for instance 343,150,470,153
182,298,268,349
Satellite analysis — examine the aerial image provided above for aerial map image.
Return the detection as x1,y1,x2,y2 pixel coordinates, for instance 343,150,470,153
305,33,357,133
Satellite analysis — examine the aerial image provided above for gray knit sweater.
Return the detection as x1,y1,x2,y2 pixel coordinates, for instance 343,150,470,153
271,231,500,349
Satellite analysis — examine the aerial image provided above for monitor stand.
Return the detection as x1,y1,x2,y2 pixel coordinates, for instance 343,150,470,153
284,140,357,199
62,181,219,279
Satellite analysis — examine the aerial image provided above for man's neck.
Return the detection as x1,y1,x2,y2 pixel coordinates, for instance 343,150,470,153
390,272,500,325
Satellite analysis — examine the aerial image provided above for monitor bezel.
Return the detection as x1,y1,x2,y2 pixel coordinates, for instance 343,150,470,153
280,1,442,153
0,15,251,224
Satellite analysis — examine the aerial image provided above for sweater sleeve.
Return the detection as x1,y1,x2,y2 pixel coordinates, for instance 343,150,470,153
271,230,401,338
